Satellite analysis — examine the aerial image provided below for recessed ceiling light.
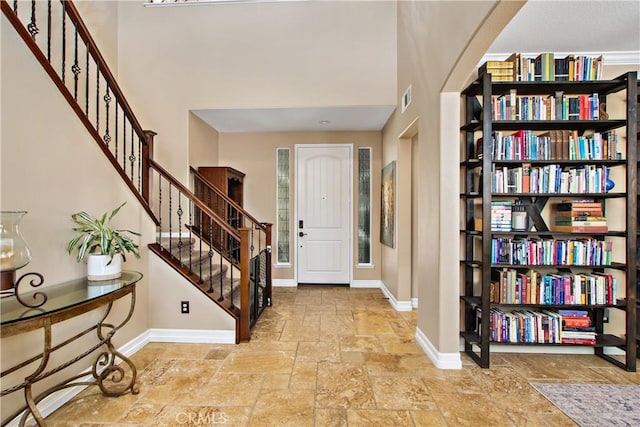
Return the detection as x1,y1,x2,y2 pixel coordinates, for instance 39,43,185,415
319,120,330,125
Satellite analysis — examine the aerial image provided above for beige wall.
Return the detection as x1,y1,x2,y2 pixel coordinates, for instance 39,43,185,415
218,131,382,282
74,1,119,72
116,0,396,186
189,112,219,168
381,1,525,356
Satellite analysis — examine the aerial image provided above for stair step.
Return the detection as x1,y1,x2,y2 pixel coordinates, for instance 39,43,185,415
158,237,196,248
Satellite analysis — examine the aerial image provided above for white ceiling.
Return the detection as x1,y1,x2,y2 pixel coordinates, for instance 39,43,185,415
193,106,396,133
194,0,640,134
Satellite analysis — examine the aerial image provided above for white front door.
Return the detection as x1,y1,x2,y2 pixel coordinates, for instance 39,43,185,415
296,145,352,284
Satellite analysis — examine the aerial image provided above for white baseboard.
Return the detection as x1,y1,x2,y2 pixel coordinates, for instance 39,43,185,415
415,327,462,369
272,279,298,287
379,282,413,312
350,280,381,289
147,328,235,344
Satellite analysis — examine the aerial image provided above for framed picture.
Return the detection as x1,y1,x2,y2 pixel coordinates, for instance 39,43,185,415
380,161,395,248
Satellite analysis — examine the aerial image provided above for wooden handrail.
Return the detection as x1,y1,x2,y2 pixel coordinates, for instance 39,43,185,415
190,167,267,231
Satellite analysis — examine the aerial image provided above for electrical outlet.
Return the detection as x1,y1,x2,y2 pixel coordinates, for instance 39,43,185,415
181,301,189,314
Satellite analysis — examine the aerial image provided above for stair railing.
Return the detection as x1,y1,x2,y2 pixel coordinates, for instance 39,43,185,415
4,0,273,341
1,0,157,222
191,168,272,322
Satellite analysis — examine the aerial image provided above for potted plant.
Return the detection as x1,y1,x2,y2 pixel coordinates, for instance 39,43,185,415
66,202,141,281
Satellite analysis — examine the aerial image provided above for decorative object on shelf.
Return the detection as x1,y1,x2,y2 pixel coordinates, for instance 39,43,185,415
0,211,46,308
599,102,609,120
67,202,141,281
511,201,528,231
380,161,396,248
605,168,615,192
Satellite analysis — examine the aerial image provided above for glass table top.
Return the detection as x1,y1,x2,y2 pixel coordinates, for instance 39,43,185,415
1,271,142,325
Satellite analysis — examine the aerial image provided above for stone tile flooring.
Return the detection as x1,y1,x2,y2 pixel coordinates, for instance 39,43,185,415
46,286,640,426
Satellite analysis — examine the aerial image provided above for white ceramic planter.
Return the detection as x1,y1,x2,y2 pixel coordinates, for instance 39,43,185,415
87,253,122,281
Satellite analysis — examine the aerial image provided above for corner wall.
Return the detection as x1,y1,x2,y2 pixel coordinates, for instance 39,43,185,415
381,0,524,366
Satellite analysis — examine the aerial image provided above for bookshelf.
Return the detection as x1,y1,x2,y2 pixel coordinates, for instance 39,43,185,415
460,71,638,371
636,79,640,351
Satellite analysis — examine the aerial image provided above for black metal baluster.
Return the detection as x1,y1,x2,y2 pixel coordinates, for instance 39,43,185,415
27,0,39,40
103,86,111,147
138,137,142,191
129,126,135,179
47,1,51,62
115,103,119,155
72,24,80,100
188,201,193,274
118,115,123,164
207,221,214,293
61,2,65,83
157,173,162,245
228,248,234,308
168,182,173,256
13,0,17,13
198,209,204,283
218,225,224,302
177,196,183,265
95,70,99,133
85,47,90,115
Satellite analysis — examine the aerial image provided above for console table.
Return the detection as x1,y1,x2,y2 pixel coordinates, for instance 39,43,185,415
0,271,143,426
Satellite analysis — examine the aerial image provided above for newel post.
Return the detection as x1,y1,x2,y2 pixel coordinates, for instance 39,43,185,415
238,227,251,342
141,130,156,204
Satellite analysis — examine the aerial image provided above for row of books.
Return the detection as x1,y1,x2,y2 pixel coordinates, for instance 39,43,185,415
551,200,607,233
491,237,613,266
492,91,600,121
559,310,596,345
479,53,603,82
491,164,612,194
478,308,596,344
490,130,621,161
490,268,617,305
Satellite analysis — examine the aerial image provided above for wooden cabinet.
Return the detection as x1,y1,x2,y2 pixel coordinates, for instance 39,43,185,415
197,166,245,208
460,71,637,371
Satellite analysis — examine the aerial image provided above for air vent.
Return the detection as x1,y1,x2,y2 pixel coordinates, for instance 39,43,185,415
401,85,412,113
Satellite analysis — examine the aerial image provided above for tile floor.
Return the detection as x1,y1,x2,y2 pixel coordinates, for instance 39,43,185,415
46,286,640,426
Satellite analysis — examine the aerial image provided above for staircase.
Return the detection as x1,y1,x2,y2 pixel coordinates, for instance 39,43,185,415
1,0,271,342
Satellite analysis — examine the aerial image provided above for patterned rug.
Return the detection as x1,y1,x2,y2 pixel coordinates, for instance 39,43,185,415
532,383,640,426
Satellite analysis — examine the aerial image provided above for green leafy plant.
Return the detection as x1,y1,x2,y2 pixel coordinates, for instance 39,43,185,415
66,202,141,264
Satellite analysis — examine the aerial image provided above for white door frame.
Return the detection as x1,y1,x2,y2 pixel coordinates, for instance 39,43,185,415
294,143,353,285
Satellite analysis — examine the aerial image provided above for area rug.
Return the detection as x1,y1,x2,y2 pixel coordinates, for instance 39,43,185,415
531,383,640,426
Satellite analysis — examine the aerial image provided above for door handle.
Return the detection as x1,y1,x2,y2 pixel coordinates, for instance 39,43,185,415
299,231,307,237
